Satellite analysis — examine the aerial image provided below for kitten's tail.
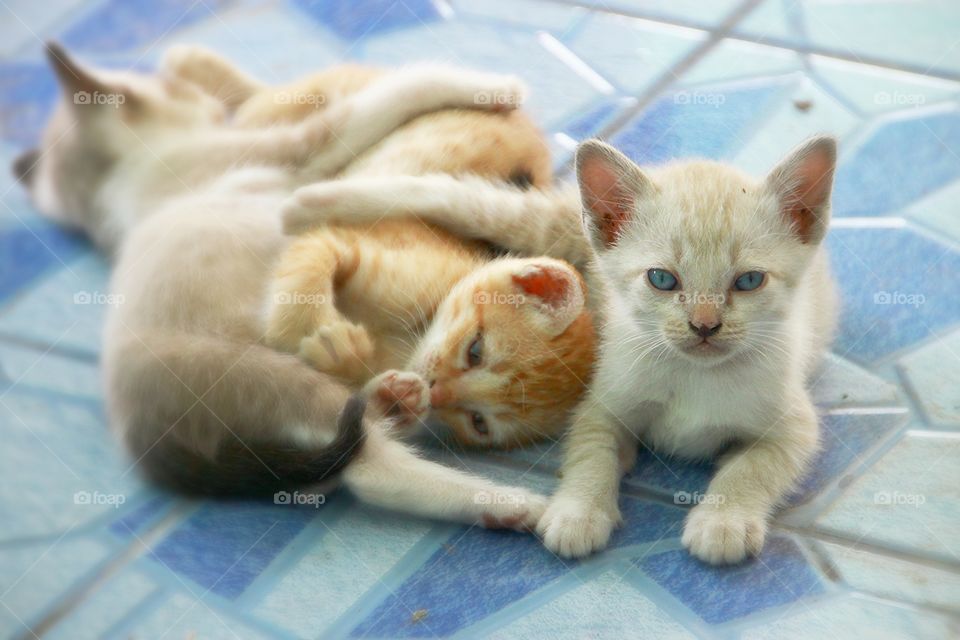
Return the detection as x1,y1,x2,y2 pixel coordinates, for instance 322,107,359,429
138,396,366,498
107,332,369,498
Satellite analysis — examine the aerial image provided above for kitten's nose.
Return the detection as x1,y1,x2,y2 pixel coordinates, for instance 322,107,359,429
689,321,722,338
430,384,453,408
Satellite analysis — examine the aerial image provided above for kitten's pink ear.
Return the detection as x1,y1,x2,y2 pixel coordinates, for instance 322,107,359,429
764,135,837,244
512,261,585,336
576,139,652,250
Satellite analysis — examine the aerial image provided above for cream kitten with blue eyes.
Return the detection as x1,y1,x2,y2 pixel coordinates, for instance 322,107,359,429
281,135,839,564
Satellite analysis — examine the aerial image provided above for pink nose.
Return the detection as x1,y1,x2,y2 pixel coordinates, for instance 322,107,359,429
430,384,453,408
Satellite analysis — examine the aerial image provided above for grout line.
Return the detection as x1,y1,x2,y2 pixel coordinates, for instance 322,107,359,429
775,522,960,575
539,0,960,82
554,0,765,176
18,501,193,640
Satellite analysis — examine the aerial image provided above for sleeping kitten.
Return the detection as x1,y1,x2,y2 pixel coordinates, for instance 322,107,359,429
264,222,595,449
281,136,839,564
17,43,551,530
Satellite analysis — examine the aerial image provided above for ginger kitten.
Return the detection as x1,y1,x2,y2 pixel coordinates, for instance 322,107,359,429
281,136,839,564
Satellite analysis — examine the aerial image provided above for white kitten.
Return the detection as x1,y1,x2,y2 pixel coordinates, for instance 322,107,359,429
283,135,839,563
18,43,545,530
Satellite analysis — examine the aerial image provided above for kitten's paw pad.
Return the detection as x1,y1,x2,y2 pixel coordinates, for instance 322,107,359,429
682,505,767,565
368,370,430,428
299,321,374,379
479,490,548,532
536,497,618,558
282,185,350,234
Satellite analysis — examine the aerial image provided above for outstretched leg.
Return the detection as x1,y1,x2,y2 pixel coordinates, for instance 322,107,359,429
343,376,548,530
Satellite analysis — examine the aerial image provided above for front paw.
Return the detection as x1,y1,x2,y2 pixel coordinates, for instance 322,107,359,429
682,503,767,565
478,489,548,532
365,370,430,429
298,320,374,381
536,496,619,558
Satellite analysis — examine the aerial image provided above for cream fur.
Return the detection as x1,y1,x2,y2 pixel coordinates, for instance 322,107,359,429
22,44,548,529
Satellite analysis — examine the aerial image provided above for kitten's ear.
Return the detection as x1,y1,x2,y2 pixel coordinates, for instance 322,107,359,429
45,42,135,111
512,261,585,337
575,139,653,250
764,135,837,244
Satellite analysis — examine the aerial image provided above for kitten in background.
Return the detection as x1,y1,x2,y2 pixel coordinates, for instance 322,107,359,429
285,135,839,564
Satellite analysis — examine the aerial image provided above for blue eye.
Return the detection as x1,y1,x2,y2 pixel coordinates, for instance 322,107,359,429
467,334,483,367
647,269,679,291
734,271,765,291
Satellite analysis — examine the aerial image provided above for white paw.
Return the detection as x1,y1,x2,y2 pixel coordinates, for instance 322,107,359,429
282,185,352,235
681,504,767,565
536,496,619,558
478,489,548,532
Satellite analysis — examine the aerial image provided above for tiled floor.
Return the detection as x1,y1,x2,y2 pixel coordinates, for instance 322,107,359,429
1,0,959,638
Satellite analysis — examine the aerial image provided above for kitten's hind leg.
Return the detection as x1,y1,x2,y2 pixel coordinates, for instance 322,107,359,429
283,175,590,267
342,390,547,531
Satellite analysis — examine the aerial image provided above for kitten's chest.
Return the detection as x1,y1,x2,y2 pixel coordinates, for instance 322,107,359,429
629,364,775,458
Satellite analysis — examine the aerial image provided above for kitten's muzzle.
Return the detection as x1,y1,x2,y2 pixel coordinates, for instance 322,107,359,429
688,321,722,339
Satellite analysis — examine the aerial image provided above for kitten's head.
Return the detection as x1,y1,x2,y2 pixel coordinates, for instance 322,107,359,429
410,257,595,448
14,43,226,234
576,136,836,367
